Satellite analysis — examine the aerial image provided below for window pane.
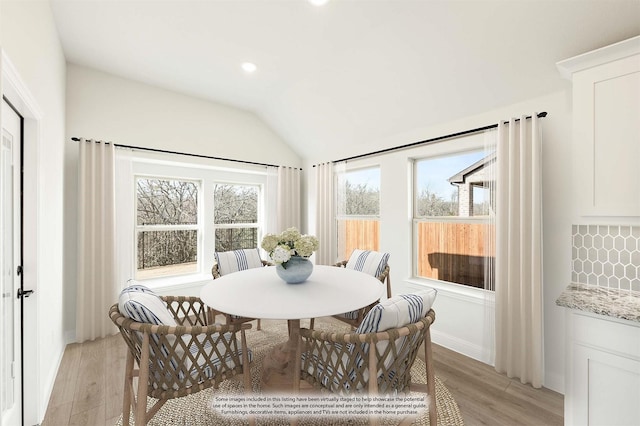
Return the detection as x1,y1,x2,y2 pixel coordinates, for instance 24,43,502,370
336,167,381,260
214,184,258,224
414,149,495,290
137,178,198,225
415,151,490,217
215,228,258,252
136,230,197,279
337,168,380,216
472,185,491,216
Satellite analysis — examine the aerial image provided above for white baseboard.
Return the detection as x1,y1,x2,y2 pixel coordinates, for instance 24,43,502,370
544,371,565,394
39,340,66,424
64,329,76,345
431,329,492,365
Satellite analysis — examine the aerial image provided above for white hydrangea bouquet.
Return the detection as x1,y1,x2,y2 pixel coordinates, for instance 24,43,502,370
261,227,319,269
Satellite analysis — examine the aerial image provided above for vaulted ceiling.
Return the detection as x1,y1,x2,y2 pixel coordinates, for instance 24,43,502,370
50,0,640,160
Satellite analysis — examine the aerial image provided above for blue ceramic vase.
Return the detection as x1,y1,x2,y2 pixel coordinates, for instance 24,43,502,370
275,255,313,284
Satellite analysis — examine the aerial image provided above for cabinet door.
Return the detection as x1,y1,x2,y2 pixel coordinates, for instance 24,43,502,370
572,343,640,426
573,54,640,217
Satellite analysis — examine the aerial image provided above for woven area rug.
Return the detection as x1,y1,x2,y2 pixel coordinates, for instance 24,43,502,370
117,318,464,425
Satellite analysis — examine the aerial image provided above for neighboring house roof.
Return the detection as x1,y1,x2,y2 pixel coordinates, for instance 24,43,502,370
448,153,496,185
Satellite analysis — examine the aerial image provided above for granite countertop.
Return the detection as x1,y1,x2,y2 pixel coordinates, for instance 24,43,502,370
556,283,640,323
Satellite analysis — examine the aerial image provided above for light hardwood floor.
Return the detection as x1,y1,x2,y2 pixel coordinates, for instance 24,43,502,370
430,345,563,425
42,321,563,426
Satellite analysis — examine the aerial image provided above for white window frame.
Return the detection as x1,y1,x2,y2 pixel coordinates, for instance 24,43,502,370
115,150,269,289
410,133,495,293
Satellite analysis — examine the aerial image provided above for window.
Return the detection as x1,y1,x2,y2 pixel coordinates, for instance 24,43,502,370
213,183,260,251
136,177,200,280
336,166,380,260
413,149,495,290
116,151,272,287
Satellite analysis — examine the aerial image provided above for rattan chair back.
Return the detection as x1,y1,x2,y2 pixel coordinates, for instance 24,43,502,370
211,259,271,279
295,309,437,426
110,296,252,425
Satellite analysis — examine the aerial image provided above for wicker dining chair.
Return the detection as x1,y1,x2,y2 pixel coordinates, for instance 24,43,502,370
310,249,391,329
294,289,437,426
110,292,253,426
331,261,391,327
210,248,272,331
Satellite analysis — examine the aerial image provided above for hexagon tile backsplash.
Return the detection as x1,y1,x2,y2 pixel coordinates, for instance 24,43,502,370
572,225,640,292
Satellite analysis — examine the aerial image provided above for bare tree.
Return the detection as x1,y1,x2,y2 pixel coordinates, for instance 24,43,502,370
343,181,379,215
136,179,198,269
416,186,458,217
213,184,258,251
213,184,257,224
137,179,197,225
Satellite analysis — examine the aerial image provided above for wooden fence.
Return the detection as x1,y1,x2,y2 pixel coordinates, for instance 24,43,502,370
416,221,494,289
338,219,380,261
338,219,494,289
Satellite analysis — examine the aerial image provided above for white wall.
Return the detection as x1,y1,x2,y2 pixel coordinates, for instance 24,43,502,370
65,64,301,167
0,0,67,422
63,64,302,334
304,88,572,393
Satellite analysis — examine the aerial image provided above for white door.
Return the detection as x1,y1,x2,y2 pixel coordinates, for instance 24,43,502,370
1,99,22,426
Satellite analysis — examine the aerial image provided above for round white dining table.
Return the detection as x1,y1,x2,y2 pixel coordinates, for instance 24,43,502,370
199,264,385,390
200,264,384,320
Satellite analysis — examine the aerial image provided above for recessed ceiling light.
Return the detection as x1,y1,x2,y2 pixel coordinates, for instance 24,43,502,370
241,62,257,73
308,0,329,6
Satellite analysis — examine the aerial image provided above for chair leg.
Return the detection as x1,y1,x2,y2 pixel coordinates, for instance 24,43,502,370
368,349,380,426
241,330,255,426
136,333,151,425
424,329,437,426
122,350,135,426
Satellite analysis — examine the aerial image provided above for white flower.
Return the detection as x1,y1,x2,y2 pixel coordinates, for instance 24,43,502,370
271,245,292,264
261,234,279,252
280,227,301,244
294,235,319,257
261,227,320,265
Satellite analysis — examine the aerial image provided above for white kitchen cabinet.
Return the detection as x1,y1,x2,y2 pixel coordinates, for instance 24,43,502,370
564,310,640,426
558,36,640,217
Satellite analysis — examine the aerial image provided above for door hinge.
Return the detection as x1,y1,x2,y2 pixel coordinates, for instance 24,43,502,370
16,265,22,276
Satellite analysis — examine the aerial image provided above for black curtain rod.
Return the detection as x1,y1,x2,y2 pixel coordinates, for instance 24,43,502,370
318,111,547,166
71,137,302,170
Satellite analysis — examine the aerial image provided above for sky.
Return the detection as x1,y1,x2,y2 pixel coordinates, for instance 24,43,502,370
345,149,487,199
415,150,486,198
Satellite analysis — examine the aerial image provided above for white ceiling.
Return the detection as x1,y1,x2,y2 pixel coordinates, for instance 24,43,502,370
50,0,640,160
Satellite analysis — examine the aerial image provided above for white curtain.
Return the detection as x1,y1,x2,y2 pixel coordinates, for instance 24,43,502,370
277,166,301,231
315,162,336,265
76,139,118,342
265,166,279,236
494,115,543,388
